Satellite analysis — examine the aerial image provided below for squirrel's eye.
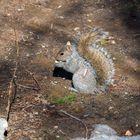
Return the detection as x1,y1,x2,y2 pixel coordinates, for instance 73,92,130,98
60,52,64,56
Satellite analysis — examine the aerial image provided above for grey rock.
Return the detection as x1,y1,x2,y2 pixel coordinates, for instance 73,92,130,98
72,124,140,140
0,118,8,140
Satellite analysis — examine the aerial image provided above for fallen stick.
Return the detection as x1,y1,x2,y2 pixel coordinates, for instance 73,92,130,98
46,105,88,140
58,109,88,140
6,26,19,121
25,69,41,90
16,83,40,91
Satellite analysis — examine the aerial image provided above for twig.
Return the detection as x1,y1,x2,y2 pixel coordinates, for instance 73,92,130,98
133,33,140,38
22,105,34,113
46,105,88,139
16,83,40,91
6,26,19,121
57,109,88,140
25,69,41,90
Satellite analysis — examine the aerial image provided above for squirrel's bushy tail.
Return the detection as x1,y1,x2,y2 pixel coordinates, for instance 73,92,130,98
77,28,115,87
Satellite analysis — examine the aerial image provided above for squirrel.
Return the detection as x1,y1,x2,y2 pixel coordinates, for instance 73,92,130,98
55,28,115,94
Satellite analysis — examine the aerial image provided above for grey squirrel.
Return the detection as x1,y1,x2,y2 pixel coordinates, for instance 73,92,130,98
55,29,115,94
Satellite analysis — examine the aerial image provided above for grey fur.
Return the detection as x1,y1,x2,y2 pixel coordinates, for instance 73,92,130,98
90,43,115,86
55,30,115,94
55,45,98,94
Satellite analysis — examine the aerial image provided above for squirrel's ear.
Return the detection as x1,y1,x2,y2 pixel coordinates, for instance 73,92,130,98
66,41,72,51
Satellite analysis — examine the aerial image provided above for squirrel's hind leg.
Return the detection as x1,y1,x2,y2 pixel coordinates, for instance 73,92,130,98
72,68,97,94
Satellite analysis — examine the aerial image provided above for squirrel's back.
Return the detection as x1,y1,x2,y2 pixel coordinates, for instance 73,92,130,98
77,29,115,86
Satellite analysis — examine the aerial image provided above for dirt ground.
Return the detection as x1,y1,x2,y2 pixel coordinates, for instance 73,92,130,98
0,0,140,140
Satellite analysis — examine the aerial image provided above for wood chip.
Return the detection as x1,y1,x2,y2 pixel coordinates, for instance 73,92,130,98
125,130,132,136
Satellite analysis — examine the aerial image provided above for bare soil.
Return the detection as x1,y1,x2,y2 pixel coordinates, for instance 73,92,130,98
0,0,140,140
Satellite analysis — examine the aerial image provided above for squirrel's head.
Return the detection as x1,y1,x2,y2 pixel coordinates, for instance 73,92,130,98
55,41,73,66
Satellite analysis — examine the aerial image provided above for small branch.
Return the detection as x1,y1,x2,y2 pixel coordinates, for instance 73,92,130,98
57,109,88,140
46,104,89,139
6,27,19,121
16,83,40,91
133,33,140,38
25,69,41,90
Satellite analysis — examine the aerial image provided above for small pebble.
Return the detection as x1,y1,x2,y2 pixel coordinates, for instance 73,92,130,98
136,124,139,127
7,13,11,16
34,112,38,115
111,40,116,44
41,44,46,48
54,126,58,129
108,36,114,39
56,135,60,138
112,57,116,60
108,106,114,110
58,5,62,8
88,19,92,22
54,81,58,84
59,16,64,19
74,27,80,31
17,8,24,12
124,92,128,95
26,53,30,57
